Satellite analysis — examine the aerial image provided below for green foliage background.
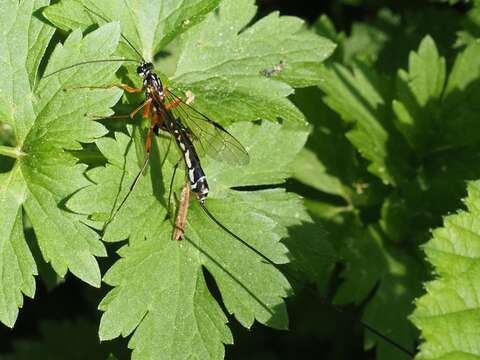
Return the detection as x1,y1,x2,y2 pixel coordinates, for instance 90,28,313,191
0,0,479,359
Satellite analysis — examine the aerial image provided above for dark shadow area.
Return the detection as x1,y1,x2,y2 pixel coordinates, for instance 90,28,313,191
0,274,130,360
0,224,130,359
0,265,129,360
227,287,374,360
0,156,15,173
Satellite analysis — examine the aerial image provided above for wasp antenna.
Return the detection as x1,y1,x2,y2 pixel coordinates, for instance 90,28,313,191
43,58,138,78
119,32,144,62
81,4,145,62
199,202,276,266
361,320,415,358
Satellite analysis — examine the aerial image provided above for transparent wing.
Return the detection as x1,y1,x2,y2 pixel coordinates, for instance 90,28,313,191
164,90,250,166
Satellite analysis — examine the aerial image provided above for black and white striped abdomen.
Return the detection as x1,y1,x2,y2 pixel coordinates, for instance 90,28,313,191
171,126,209,203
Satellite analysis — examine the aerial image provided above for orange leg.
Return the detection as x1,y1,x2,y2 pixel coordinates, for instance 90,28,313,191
145,126,155,154
131,98,152,119
142,98,152,118
162,85,180,109
165,97,181,110
145,111,163,154
120,84,144,93
91,98,152,121
163,85,193,107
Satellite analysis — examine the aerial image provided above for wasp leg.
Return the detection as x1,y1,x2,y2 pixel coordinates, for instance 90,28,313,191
72,83,143,93
145,126,155,155
145,110,162,154
88,98,153,121
142,98,152,118
129,98,152,119
165,97,181,110
163,85,182,110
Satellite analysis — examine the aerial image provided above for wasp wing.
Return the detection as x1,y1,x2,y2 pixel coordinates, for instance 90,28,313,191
164,90,250,166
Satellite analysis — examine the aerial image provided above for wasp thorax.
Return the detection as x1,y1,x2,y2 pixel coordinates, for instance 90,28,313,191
137,62,154,77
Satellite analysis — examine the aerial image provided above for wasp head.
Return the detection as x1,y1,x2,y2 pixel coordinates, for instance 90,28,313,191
137,62,154,77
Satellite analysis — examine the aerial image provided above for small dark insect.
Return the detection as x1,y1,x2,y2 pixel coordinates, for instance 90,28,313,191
260,60,285,77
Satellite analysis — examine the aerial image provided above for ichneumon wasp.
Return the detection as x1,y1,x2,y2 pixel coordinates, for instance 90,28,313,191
43,4,278,264
128,59,252,242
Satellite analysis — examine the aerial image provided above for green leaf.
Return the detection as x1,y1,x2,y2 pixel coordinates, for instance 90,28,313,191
334,227,387,305
0,0,124,327
343,9,398,69
98,232,233,358
293,147,346,198
457,1,480,47
170,0,335,124
362,253,423,360
283,200,338,291
291,86,387,206
335,226,423,360
399,145,480,243
393,36,446,151
25,226,66,291
410,181,480,359
291,88,348,198
379,193,412,243
44,0,336,127
0,170,34,327
0,0,52,328
0,0,54,141
318,62,412,185
440,41,480,147
314,14,344,48
393,38,480,151
66,121,310,359
172,0,335,87
43,0,222,60
337,8,462,74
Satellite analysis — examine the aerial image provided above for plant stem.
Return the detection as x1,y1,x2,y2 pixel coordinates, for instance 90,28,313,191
0,145,25,159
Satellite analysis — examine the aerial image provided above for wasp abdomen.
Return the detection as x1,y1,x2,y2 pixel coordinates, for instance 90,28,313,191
171,126,209,203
